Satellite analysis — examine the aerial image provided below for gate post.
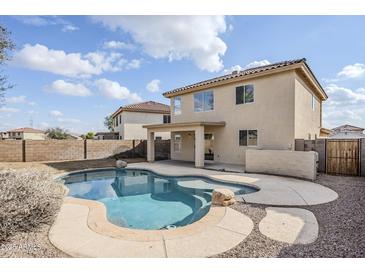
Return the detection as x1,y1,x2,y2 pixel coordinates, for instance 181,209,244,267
361,139,365,177
315,138,326,173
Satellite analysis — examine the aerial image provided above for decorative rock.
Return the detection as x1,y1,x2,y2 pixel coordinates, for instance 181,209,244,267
212,188,235,206
222,198,236,207
116,160,127,168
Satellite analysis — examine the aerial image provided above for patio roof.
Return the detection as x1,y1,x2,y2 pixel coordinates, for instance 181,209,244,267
143,121,226,130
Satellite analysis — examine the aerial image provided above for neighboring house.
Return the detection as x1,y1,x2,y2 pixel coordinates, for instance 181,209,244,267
329,124,365,139
144,58,328,167
0,132,9,140
68,133,83,140
111,101,171,140
5,127,46,140
94,132,120,140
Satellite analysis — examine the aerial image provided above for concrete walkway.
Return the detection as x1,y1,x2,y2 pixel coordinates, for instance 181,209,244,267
128,161,338,206
259,207,319,244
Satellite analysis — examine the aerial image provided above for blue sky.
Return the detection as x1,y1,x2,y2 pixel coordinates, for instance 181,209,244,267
0,16,364,134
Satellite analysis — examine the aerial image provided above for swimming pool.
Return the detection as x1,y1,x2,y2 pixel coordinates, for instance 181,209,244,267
61,168,258,230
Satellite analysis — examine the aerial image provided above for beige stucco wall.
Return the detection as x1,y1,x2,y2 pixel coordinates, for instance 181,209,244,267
294,73,321,140
170,131,195,161
170,71,297,165
23,132,46,140
245,149,317,181
115,111,170,140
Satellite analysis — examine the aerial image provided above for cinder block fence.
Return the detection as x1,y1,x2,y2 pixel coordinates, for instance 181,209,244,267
0,139,170,162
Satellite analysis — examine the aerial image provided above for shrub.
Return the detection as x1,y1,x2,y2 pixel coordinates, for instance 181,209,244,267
0,169,64,243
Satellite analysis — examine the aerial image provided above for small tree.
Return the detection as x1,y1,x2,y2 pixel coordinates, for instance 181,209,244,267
104,115,114,131
45,127,70,140
85,132,95,139
0,25,15,104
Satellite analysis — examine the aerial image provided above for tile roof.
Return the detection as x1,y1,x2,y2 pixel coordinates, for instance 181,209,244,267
7,127,45,133
163,58,320,97
112,101,170,117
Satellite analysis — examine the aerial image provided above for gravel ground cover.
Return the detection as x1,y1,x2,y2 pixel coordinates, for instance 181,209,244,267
216,174,365,258
0,158,144,258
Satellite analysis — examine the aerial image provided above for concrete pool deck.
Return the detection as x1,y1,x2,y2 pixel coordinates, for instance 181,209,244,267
49,200,254,258
127,161,338,206
49,161,338,257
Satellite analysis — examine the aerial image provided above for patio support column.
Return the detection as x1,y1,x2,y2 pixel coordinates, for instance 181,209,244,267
194,126,205,168
147,129,155,162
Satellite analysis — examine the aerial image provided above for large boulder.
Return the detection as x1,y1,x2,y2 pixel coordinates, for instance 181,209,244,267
212,188,235,206
116,160,127,168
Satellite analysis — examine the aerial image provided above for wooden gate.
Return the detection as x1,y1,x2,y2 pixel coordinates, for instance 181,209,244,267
326,139,360,176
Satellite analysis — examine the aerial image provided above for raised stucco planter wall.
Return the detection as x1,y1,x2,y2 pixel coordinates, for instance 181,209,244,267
245,150,317,181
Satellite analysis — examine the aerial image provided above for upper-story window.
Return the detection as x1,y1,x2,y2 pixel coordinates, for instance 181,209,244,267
236,84,254,105
173,96,182,115
194,90,214,112
311,94,315,111
163,115,171,124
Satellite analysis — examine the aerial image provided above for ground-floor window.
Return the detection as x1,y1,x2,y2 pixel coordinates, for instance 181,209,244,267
173,134,182,152
155,136,162,140
239,129,258,146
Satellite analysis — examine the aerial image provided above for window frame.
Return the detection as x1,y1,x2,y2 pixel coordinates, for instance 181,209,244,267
311,94,315,111
194,90,214,112
236,84,255,105
173,134,182,152
173,96,182,115
163,115,171,124
239,129,258,147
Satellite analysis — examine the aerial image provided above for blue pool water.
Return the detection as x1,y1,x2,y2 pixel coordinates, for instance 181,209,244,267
62,168,258,230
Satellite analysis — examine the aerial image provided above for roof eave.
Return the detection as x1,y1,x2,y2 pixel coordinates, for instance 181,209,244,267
111,108,170,118
162,62,303,98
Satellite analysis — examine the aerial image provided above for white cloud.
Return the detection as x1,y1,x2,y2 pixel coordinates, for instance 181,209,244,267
44,80,92,97
4,95,27,104
12,44,135,77
323,84,365,128
13,16,79,32
13,44,100,77
103,40,135,50
50,110,63,117
84,51,127,73
244,60,271,69
4,95,36,106
95,78,142,102
224,60,271,74
92,16,228,72
146,79,161,93
126,59,141,70
337,63,365,79
57,117,80,123
62,24,79,32
0,107,20,113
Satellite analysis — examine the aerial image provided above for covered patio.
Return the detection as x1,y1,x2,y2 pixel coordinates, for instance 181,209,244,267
143,121,225,168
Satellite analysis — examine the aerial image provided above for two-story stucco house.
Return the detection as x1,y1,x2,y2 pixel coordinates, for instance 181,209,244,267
111,101,171,140
144,58,328,168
